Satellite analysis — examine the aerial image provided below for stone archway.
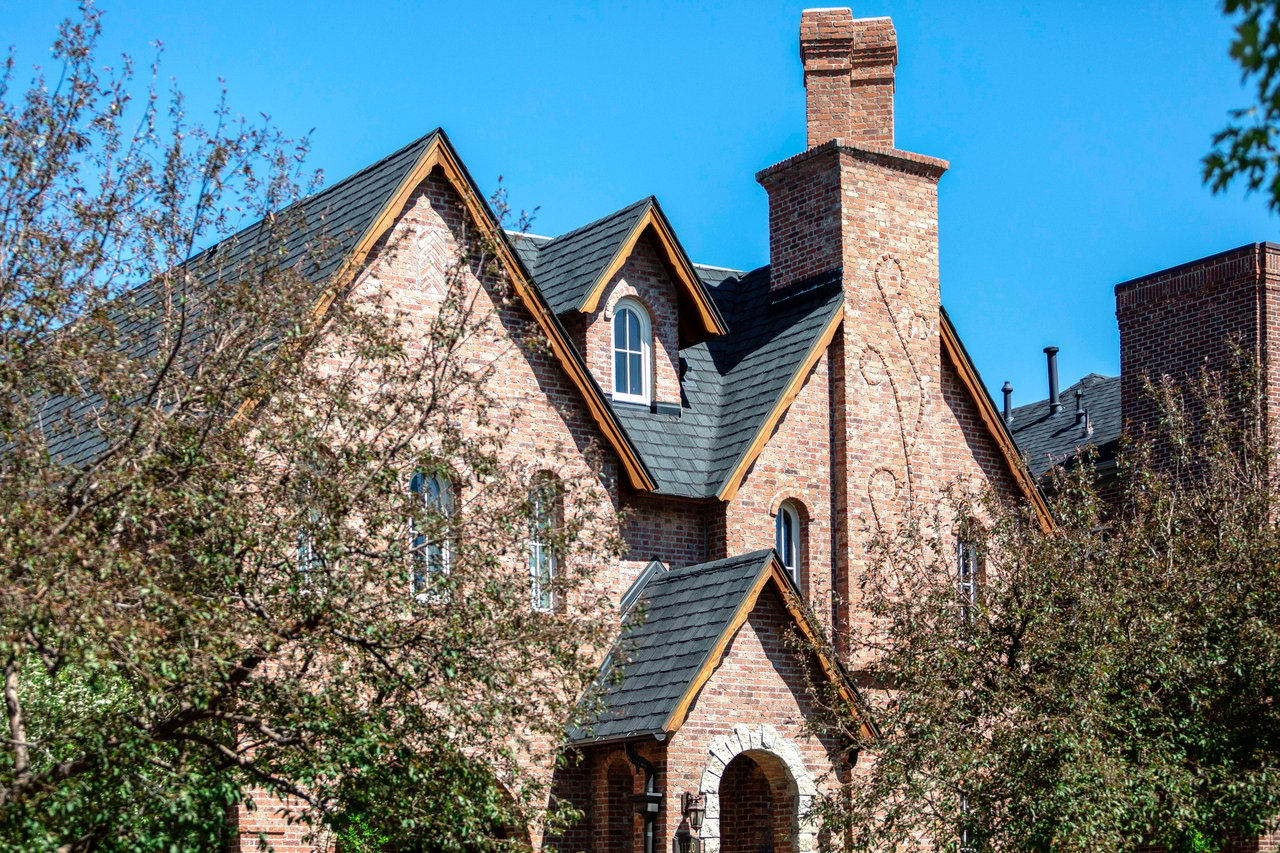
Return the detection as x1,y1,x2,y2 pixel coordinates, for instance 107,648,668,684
696,724,818,853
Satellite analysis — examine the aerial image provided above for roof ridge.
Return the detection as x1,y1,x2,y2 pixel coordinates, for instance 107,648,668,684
294,128,441,209
540,196,652,247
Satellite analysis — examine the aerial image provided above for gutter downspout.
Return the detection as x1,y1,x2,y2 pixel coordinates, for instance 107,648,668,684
625,741,661,853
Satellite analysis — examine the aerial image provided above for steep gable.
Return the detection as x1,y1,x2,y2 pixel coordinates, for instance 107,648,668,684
571,549,864,745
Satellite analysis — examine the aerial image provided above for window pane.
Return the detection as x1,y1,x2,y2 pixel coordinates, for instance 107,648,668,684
628,354,642,395
616,311,625,349
615,351,628,395
627,310,640,350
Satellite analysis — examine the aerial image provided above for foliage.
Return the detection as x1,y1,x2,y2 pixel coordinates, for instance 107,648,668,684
0,5,620,850
1204,0,1280,208
807,361,1280,852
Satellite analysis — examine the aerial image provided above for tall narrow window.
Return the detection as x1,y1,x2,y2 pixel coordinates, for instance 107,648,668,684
528,474,561,612
775,501,801,587
957,537,979,623
612,298,651,405
409,472,452,599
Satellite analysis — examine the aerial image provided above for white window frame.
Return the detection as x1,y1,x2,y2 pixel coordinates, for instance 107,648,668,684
611,298,652,405
776,500,801,587
409,471,453,602
528,478,559,612
957,537,979,624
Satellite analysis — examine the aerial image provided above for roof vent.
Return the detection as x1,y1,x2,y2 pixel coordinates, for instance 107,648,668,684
1002,381,1013,423
1044,346,1061,415
1074,388,1085,424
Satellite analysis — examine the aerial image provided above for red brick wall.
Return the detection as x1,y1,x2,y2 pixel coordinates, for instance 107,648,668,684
621,494,712,572
1116,242,1275,449
231,167,630,847
724,348,835,623
663,586,850,852
760,147,844,292
582,233,682,407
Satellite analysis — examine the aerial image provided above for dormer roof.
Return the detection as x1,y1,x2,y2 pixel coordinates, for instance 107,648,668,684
512,197,727,344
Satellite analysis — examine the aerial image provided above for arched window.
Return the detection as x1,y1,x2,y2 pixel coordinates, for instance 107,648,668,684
409,471,453,599
775,500,801,587
528,473,561,612
612,298,652,405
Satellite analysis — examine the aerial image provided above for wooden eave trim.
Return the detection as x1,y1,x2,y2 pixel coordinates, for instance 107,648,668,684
769,564,876,741
715,305,844,502
661,561,774,734
579,206,728,338
661,556,873,740
428,143,657,492
244,135,655,492
939,318,1053,531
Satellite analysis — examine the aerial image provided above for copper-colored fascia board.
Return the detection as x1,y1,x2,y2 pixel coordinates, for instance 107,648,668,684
939,313,1053,531
716,304,844,502
579,205,728,339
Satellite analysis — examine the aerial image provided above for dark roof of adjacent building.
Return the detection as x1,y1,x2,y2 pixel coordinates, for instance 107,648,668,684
569,549,777,744
35,130,444,470
1008,373,1121,478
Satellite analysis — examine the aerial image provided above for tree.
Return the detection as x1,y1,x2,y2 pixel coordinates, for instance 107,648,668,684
0,6,619,850
806,362,1280,852
1204,0,1280,208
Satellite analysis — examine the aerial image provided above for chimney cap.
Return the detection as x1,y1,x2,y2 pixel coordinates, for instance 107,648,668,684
1043,345,1060,355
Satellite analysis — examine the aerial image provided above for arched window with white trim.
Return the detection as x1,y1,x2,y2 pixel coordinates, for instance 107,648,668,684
612,298,652,405
775,500,801,587
409,471,453,599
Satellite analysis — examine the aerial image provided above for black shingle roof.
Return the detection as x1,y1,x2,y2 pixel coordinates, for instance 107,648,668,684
570,549,775,744
512,207,845,500
36,132,842,505
520,198,652,315
609,267,843,498
1009,373,1121,478
32,130,443,470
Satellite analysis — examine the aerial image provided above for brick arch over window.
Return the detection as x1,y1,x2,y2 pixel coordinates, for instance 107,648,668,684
696,724,819,853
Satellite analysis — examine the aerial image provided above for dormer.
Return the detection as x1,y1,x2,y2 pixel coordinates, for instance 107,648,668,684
513,198,726,412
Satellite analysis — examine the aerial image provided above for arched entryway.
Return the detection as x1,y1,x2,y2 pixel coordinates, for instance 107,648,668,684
697,725,818,853
719,752,795,853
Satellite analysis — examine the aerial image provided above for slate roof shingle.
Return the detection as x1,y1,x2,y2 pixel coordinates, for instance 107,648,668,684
1008,373,1121,478
519,198,653,315
34,130,444,470
513,211,845,499
570,549,776,744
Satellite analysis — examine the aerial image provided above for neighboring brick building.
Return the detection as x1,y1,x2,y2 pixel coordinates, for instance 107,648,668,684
1008,242,1280,487
144,8,1049,852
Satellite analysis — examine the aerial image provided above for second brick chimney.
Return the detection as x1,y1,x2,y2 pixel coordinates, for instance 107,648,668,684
801,8,898,149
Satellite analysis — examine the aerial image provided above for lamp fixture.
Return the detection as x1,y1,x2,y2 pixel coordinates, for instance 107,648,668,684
682,792,705,831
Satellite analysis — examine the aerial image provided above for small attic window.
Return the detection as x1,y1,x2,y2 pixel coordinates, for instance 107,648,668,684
612,298,651,405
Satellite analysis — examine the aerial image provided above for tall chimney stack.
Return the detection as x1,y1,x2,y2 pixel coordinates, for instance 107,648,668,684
800,9,898,149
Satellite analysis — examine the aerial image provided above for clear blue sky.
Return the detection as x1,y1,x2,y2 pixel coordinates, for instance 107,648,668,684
2,0,1274,405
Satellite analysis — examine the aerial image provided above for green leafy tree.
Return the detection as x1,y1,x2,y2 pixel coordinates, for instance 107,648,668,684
1204,0,1280,207
806,362,1280,852
0,6,619,851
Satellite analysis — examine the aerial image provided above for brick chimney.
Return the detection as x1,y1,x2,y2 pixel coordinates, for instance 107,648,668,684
1116,242,1280,454
801,9,898,149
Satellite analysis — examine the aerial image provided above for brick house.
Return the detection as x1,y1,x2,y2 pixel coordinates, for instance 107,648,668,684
193,8,1051,852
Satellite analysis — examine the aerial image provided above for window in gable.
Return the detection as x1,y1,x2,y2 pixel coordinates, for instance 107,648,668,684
612,298,652,405
409,471,453,600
